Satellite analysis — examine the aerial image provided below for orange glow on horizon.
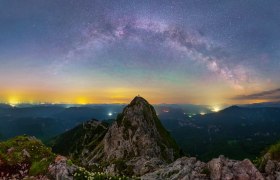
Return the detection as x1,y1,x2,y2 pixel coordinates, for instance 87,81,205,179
0,87,277,105
8,96,20,107
0,96,274,105
76,97,90,105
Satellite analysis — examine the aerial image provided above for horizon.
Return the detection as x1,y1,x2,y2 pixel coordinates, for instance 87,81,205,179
1,96,280,112
0,95,277,106
1,1,280,105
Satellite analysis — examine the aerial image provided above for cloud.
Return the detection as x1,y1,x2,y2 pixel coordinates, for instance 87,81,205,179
232,88,280,100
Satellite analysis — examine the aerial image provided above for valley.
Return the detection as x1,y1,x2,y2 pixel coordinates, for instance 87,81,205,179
1,96,280,179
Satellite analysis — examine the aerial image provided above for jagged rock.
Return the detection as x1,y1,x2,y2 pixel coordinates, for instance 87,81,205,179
208,155,264,180
126,157,166,175
7,147,15,154
22,149,30,158
208,156,223,179
141,157,209,180
261,153,280,180
87,96,180,175
0,162,31,179
48,155,77,180
143,155,265,180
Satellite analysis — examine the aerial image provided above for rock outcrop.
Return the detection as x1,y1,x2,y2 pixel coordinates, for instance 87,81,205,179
87,96,181,175
208,155,264,180
142,155,265,180
259,153,280,180
48,155,77,180
142,157,209,180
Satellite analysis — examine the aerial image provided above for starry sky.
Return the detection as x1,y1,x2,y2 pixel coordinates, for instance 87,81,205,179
0,0,280,105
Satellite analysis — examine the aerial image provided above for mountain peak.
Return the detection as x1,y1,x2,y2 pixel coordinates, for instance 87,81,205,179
88,96,180,175
221,105,241,113
130,95,149,106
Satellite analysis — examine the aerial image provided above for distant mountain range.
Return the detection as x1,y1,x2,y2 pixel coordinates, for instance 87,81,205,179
241,101,280,108
0,103,211,140
0,104,123,140
2,97,280,179
161,105,280,161
1,101,280,162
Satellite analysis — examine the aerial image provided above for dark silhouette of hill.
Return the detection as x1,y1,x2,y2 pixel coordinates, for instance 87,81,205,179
161,106,280,161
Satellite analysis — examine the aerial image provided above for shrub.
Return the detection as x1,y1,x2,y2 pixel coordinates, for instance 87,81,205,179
73,166,135,180
268,142,280,161
29,160,50,176
0,135,55,175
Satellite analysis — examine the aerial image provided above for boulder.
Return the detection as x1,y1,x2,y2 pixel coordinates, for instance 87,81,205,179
48,155,77,180
142,157,209,180
208,156,264,180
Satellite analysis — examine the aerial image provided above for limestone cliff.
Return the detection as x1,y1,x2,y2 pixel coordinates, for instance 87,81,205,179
87,96,181,175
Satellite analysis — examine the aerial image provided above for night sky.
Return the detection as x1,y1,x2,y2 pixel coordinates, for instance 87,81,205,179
0,0,280,105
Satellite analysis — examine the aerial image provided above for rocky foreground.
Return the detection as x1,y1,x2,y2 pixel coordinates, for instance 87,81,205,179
142,155,264,180
2,144,280,179
142,153,280,179
1,96,280,179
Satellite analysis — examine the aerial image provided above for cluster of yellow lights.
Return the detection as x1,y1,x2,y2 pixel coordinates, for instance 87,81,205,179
76,97,89,105
211,106,221,112
8,97,20,107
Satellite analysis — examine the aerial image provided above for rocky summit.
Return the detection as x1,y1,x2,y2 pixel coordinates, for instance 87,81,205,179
31,96,280,180
86,96,181,175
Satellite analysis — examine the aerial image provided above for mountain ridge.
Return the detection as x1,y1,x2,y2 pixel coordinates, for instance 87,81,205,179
51,96,181,175
50,119,109,162
2,96,280,179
